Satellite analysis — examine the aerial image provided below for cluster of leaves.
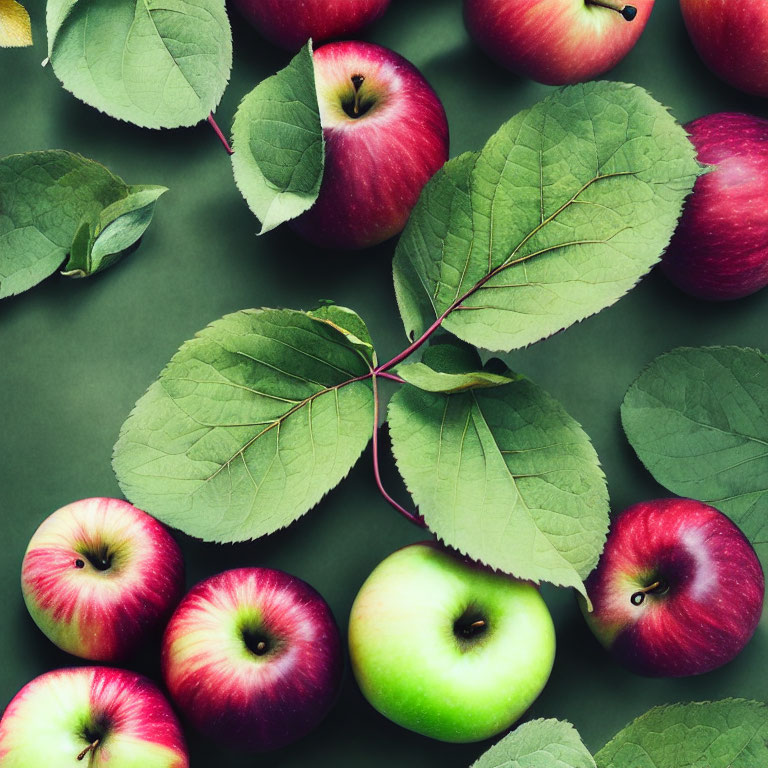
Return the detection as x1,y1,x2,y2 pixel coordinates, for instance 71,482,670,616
0,150,165,299
113,65,704,600
472,699,768,768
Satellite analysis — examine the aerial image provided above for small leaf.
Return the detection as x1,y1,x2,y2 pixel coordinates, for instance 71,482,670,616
595,699,768,768
0,150,163,298
622,345,768,545
113,307,375,543
46,0,232,130
0,0,33,47
231,42,324,233
388,361,609,596
472,718,596,768
397,342,513,394
394,82,703,352
309,303,375,367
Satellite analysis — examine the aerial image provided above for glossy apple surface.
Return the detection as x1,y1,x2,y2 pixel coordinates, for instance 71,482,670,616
582,499,764,677
292,41,449,249
0,667,188,767
348,542,555,743
463,0,655,85
661,113,768,300
681,0,768,97
231,0,390,51
21,497,184,661
162,567,342,751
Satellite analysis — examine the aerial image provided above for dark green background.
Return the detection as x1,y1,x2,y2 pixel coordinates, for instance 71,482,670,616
2,1,767,764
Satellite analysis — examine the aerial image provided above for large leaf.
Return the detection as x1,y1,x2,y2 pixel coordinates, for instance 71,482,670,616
394,81,702,351
113,308,375,542
231,42,324,233
622,346,768,545
388,346,609,597
0,0,32,46
472,719,595,768
595,699,768,768
46,0,232,129
0,150,165,298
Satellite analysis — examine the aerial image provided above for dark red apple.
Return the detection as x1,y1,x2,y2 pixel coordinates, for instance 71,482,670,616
463,0,655,85
292,41,449,250
681,0,768,97
581,499,764,677
661,113,768,301
231,0,390,51
162,567,343,751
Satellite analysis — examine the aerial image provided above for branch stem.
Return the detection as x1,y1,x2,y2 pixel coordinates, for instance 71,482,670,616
208,113,233,155
376,371,406,384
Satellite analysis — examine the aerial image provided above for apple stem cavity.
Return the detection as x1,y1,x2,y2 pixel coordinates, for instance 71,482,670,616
208,112,234,155
351,74,365,116
76,739,99,762
585,0,637,20
630,579,668,606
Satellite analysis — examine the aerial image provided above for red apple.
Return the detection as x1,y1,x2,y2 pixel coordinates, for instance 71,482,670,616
581,499,764,677
21,497,184,662
0,667,188,766
463,0,655,85
661,113,768,301
231,0,390,51
292,41,449,249
162,567,342,751
681,0,768,97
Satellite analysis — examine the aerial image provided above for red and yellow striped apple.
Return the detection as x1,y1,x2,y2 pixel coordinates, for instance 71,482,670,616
162,567,342,751
581,499,764,677
21,498,184,662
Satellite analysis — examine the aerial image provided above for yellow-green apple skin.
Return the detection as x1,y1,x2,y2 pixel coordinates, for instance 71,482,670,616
348,542,556,742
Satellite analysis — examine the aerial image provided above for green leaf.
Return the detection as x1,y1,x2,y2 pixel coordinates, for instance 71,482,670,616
393,81,703,352
622,345,768,544
397,342,513,394
595,699,768,768
113,307,375,542
308,303,376,366
472,718,596,768
387,359,609,596
0,150,163,298
46,0,232,130
62,186,167,276
231,42,324,233
0,0,33,47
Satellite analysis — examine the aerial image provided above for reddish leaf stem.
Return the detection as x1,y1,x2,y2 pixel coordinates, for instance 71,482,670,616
208,113,233,155
376,371,406,384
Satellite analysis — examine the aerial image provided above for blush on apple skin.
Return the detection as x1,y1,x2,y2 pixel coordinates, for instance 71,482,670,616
291,41,449,250
661,113,768,301
162,567,343,752
681,0,768,97
463,0,655,86
582,499,764,678
231,0,390,52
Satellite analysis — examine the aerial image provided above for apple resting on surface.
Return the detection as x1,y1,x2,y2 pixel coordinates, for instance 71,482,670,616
162,567,342,751
463,0,655,85
348,542,556,743
291,41,449,250
21,497,184,661
661,113,768,301
681,0,768,97
581,499,764,677
231,0,391,51
0,667,188,767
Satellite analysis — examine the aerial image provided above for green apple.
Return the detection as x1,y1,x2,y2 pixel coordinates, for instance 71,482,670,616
348,542,556,742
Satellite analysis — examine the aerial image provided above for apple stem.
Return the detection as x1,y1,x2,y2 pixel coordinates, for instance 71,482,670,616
77,739,99,762
630,580,666,606
351,74,365,116
585,0,637,20
371,372,426,528
208,113,234,155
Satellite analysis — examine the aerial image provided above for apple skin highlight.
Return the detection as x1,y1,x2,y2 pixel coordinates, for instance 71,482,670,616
162,567,343,751
292,41,449,250
21,497,184,662
231,0,390,52
0,667,188,767
463,0,655,86
582,499,764,677
661,113,768,301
